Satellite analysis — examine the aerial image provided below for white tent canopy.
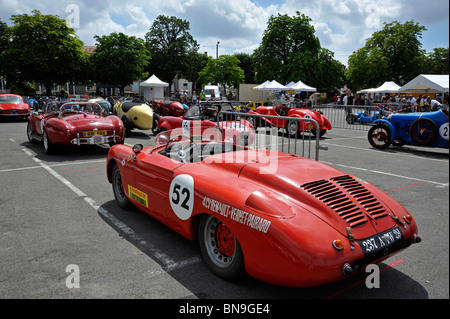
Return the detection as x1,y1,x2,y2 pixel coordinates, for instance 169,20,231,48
253,80,271,91
253,80,289,91
358,81,400,94
289,80,317,92
139,74,168,101
399,74,449,94
140,74,169,87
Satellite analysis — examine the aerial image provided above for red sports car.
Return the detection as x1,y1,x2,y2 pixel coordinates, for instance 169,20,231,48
0,94,30,120
106,128,420,287
27,101,125,154
248,104,332,137
157,102,254,146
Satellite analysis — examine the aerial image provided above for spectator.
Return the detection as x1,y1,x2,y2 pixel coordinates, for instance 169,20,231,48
365,93,373,114
192,92,198,105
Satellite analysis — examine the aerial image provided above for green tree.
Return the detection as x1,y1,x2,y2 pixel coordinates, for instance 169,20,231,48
183,51,211,93
423,48,449,75
347,46,389,91
92,32,149,95
233,53,256,83
0,20,11,78
145,15,199,84
0,10,88,94
348,20,427,90
252,12,321,85
198,55,245,95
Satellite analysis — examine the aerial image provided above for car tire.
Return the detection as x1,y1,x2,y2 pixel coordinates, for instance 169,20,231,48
121,115,133,136
42,129,56,154
111,164,132,210
27,121,37,143
368,124,392,149
346,114,356,124
286,119,300,137
410,118,438,146
198,215,245,280
152,114,160,136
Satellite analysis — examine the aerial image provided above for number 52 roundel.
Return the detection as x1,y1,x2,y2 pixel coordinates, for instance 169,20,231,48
170,174,194,220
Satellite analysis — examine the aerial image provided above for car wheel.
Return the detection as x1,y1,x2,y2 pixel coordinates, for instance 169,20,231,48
111,164,132,210
286,119,300,137
199,215,245,280
152,114,160,136
27,122,37,143
311,129,327,138
410,118,438,146
121,115,133,136
42,129,56,154
368,124,392,149
346,114,356,124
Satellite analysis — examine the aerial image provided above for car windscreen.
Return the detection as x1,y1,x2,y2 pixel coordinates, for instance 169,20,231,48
0,96,22,104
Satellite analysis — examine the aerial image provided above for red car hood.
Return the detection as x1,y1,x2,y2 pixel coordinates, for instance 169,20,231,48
209,150,397,239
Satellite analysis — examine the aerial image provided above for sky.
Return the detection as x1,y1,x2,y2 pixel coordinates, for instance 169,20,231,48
1,0,448,66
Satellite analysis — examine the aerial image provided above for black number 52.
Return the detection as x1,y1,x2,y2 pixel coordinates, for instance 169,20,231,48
172,183,190,210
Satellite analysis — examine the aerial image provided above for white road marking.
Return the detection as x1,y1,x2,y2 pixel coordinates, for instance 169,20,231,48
21,148,201,272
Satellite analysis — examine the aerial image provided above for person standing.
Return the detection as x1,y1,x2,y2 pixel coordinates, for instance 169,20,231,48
192,92,198,105
365,93,373,114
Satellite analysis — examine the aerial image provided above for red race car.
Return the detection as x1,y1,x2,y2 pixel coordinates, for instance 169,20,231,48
106,128,420,287
248,104,332,137
157,102,254,146
27,101,125,154
0,94,30,120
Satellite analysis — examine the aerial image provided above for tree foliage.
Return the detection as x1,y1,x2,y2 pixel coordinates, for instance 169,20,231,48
252,12,344,92
0,10,88,94
347,21,427,91
424,47,449,75
253,12,321,85
145,15,199,84
198,55,245,94
92,32,149,93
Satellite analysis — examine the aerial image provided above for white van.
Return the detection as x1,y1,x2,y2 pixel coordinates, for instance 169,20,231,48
203,85,220,101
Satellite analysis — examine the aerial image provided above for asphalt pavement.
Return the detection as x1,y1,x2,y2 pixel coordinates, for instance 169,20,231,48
0,117,448,304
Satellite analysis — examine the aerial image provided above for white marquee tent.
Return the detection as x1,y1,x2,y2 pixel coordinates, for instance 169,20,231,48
358,81,400,94
289,80,317,92
140,74,169,101
253,80,289,91
399,74,449,94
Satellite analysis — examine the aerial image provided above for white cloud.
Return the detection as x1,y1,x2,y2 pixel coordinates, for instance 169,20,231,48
0,0,448,65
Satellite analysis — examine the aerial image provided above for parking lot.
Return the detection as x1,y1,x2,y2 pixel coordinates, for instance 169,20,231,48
0,117,448,302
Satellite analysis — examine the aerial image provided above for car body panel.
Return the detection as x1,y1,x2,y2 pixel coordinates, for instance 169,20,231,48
113,101,154,131
107,130,419,287
152,100,186,117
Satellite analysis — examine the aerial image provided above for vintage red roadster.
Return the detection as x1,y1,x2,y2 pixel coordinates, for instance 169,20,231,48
248,104,332,137
157,102,254,146
106,128,420,287
27,101,125,154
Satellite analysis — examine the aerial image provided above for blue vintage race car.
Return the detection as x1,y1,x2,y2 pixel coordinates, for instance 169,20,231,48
368,108,449,149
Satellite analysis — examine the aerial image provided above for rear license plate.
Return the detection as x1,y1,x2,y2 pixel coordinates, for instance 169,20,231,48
83,130,107,137
358,227,403,255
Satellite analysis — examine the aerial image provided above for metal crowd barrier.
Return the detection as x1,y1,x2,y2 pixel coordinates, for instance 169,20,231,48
217,111,327,161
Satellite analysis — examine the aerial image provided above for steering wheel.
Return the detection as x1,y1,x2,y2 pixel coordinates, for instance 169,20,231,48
165,135,199,163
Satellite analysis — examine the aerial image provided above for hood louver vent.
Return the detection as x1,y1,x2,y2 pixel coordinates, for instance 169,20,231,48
301,175,389,228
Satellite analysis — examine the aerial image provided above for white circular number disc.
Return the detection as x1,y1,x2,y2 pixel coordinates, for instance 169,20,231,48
170,174,194,220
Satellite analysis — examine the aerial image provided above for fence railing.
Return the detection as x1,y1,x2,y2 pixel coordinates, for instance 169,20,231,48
217,111,327,161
